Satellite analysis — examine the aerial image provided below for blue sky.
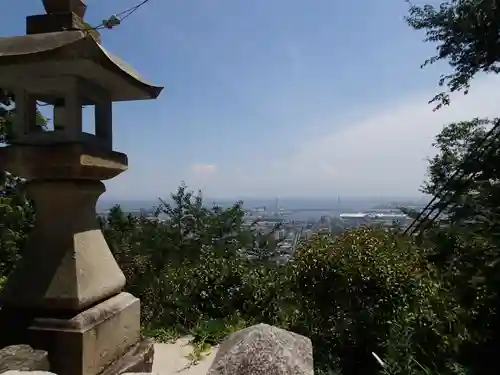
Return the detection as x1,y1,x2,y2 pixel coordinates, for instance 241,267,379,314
3,0,500,200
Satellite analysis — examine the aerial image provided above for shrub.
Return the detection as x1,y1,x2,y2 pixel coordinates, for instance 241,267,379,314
147,249,289,330
288,227,465,375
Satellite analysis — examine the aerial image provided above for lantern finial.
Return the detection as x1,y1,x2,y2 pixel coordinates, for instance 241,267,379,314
42,0,87,19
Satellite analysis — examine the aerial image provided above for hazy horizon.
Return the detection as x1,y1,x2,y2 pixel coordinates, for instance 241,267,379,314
100,195,428,202
97,196,429,211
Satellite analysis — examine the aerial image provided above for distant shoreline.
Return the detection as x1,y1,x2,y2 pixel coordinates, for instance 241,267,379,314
97,197,429,212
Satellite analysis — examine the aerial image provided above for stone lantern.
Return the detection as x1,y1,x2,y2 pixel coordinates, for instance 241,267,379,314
0,2,163,375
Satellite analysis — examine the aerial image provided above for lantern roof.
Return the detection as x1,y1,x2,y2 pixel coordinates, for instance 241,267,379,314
0,0,163,102
0,31,163,101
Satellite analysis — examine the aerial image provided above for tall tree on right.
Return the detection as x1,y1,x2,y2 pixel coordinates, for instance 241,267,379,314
417,117,500,375
407,0,500,109
407,1,500,373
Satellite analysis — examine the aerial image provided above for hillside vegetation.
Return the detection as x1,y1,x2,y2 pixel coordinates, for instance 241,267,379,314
2,0,500,374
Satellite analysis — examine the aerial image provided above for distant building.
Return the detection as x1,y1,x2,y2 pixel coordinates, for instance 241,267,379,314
340,212,411,228
302,229,313,240
339,213,368,227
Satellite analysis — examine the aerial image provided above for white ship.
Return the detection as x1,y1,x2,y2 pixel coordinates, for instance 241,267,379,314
340,212,410,226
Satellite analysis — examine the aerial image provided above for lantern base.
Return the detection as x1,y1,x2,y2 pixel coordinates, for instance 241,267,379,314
0,292,153,375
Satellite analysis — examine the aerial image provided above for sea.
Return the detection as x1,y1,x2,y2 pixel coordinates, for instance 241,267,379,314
97,197,428,221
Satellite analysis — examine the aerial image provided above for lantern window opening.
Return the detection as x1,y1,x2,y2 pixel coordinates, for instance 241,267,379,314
82,99,96,136
33,97,56,132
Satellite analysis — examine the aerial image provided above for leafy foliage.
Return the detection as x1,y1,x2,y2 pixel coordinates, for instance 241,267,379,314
406,0,500,109
421,118,500,226
0,90,13,144
415,118,500,375
0,89,47,145
405,8,500,371
0,175,33,277
290,228,465,375
0,90,42,277
100,184,285,324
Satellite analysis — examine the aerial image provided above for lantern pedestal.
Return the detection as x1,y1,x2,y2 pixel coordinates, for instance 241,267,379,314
0,144,153,375
0,294,154,375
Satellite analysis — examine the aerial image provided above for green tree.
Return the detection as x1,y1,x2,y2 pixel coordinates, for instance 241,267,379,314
290,228,464,375
244,221,283,262
0,90,46,278
0,90,12,144
0,173,32,278
406,0,500,109
153,183,251,263
0,91,24,278
406,3,500,370
101,183,279,324
417,118,500,375
421,118,500,226
0,90,47,144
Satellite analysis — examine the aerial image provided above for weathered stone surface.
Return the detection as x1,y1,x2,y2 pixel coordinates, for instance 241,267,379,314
0,345,50,372
207,323,314,375
2,372,56,375
0,144,128,185
100,338,155,375
29,292,141,375
0,179,126,312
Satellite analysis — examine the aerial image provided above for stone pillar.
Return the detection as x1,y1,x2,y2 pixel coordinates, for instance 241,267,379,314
12,89,37,138
2,180,125,311
95,98,113,150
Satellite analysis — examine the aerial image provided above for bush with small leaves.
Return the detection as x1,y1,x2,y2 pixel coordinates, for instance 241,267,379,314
288,228,466,375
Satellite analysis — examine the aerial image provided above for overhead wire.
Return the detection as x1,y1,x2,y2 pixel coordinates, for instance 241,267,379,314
404,119,500,236
115,0,152,23
85,0,153,31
